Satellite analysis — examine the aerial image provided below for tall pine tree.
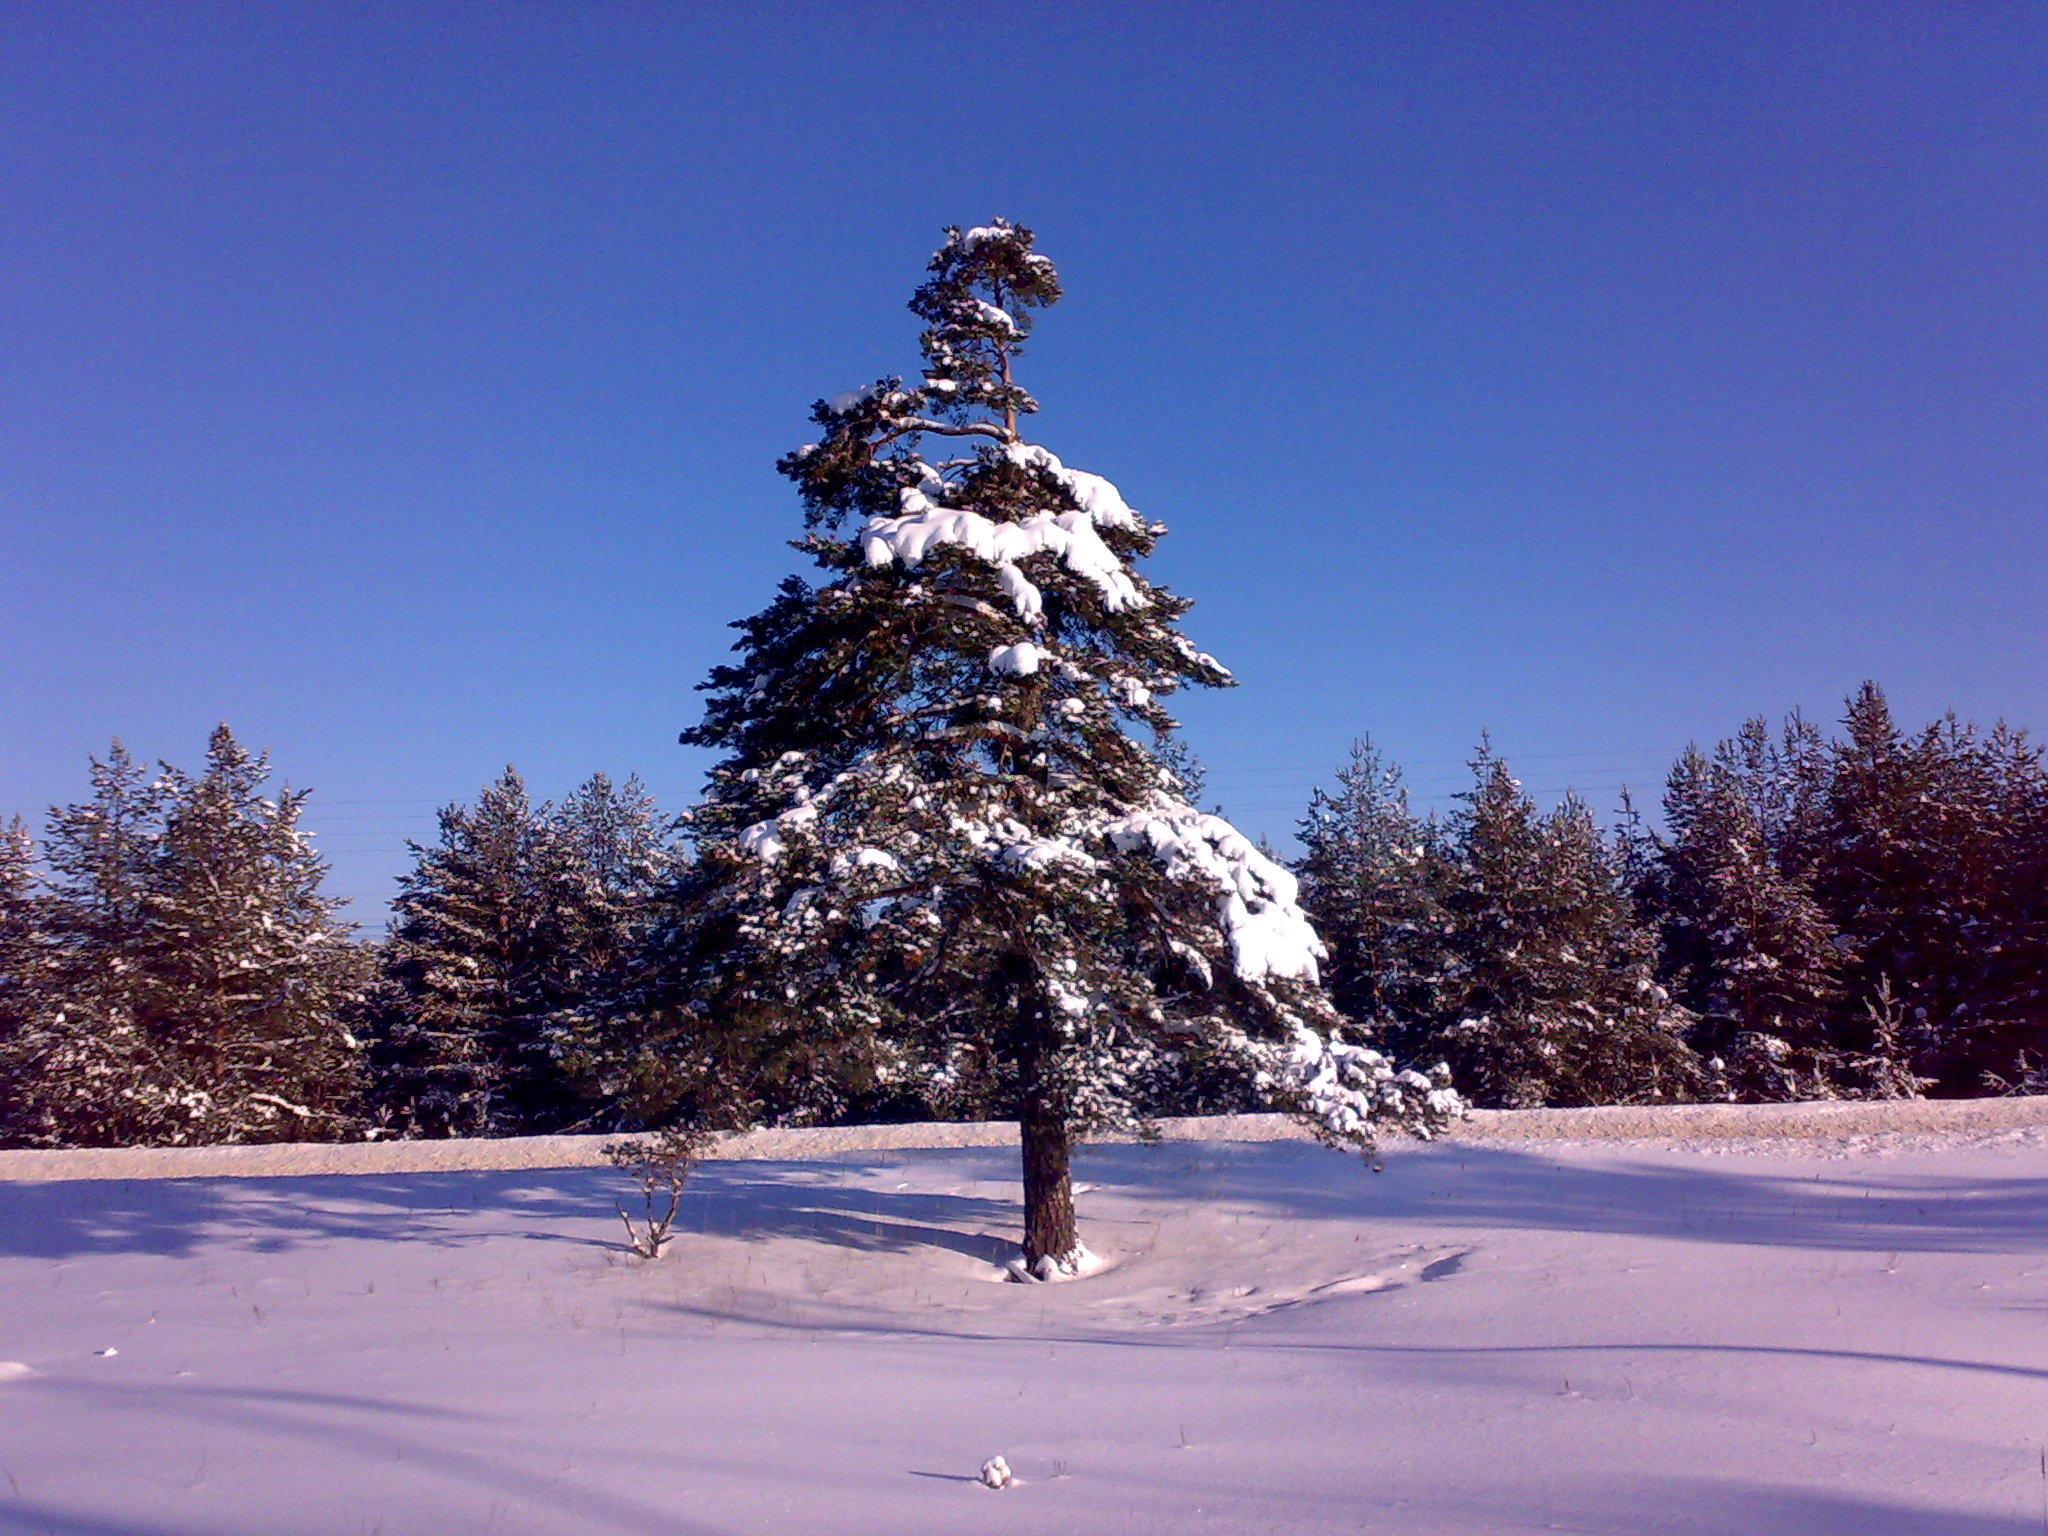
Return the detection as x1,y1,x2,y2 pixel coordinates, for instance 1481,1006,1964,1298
625,221,1458,1273
536,773,683,1125
371,769,677,1134
1657,746,1847,1098
1294,741,1454,1037
373,768,550,1136
1968,721,2048,1084
1810,687,2039,1091
1416,754,1700,1108
0,818,43,1140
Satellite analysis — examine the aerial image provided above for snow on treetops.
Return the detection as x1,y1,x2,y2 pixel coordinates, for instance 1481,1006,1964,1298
858,450,1148,622
735,776,1327,991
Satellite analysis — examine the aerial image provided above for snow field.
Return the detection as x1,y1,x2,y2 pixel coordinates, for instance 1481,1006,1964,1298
4,1125,2047,1534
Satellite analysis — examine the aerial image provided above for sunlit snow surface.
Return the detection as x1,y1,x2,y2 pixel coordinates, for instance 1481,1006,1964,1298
6,1130,2048,1534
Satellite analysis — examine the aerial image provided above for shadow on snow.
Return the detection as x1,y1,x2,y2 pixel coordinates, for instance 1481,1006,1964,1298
1,1134,2044,1265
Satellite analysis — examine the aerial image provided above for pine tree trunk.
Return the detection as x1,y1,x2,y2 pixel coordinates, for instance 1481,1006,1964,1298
1019,1072,1079,1272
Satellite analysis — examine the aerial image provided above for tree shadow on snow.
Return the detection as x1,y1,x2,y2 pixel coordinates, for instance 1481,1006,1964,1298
675,1160,1020,1266
1461,1474,2044,1536
6,1132,2046,1265
0,1168,623,1262
0,1503,218,1536
0,1155,1025,1267
1069,1137,2048,1257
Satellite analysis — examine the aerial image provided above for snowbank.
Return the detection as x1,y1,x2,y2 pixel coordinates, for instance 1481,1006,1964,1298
5,1095,2047,1183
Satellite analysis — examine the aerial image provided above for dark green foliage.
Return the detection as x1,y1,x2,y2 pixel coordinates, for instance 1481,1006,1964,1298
1807,686,2045,1092
1299,744,1700,1109
371,768,542,1136
0,817,44,1137
1656,747,1854,1099
0,730,366,1148
1642,683,2045,1099
369,769,676,1136
1294,741,1453,1034
1425,757,1701,1108
1306,686,2048,1108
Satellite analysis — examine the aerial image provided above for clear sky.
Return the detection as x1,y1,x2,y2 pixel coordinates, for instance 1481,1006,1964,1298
4,3,2043,923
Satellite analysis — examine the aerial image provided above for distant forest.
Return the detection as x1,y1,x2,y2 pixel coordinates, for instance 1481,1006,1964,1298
2,681,2043,1149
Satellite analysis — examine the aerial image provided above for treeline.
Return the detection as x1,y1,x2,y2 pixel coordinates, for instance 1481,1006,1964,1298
1297,682,2048,1107
2,682,2044,1146
0,731,684,1146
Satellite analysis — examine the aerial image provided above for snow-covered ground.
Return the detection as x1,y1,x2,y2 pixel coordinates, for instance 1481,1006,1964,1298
5,1119,2047,1534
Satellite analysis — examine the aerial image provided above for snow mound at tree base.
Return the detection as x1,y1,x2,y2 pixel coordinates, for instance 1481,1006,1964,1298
643,1145,1479,1333
1000,1245,1112,1283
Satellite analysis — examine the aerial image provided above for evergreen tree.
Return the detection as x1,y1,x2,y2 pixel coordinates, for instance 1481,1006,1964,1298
535,774,683,1125
372,768,548,1136
1295,740,1454,1036
371,769,677,1135
1804,686,1974,1087
1810,689,2046,1091
1657,746,1848,1098
0,817,43,1139
1715,712,1833,883
1416,754,1700,1108
1810,684,1921,1003
1969,721,2048,1085
138,727,365,1135
0,744,164,1145
0,815,39,1000
1629,686,2048,1099
2,731,364,1148
539,773,678,992
623,220,1457,1273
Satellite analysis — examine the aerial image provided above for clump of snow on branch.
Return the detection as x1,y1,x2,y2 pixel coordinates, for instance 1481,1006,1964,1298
1105,799,1323,985
988,642,1044,677
1004,444,1143,531
860,478,1147,621
1260,1026,1460,1143
995,831,1099,875
827,847,900,880
825,381,893,414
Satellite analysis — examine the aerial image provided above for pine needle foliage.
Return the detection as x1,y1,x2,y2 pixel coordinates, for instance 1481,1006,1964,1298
1421,755,1702,1108
0,731,365,1148
369,769,676,1136
1294,740,1455,1035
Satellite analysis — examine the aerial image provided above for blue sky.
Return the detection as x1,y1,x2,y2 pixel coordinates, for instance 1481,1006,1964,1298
4,3,2043,921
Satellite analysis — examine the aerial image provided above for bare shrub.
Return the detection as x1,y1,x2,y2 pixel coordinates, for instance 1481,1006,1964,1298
603,1124,716,1259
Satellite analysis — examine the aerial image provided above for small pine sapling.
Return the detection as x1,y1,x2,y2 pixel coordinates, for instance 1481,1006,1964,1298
603,1123,716,1259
